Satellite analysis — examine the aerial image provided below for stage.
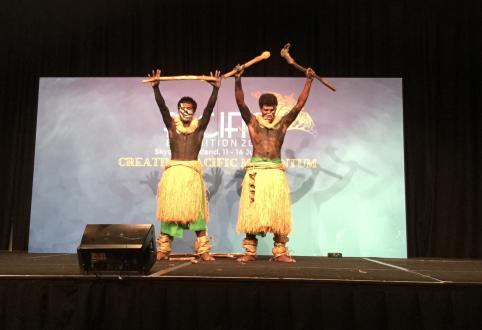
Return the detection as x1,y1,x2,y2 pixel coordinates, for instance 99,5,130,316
1,252,481,329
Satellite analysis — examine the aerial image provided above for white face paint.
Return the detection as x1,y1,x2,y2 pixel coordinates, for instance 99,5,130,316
261,105,276,123
178,102,194,123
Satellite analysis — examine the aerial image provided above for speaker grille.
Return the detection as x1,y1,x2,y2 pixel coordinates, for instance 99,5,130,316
77,224,156,274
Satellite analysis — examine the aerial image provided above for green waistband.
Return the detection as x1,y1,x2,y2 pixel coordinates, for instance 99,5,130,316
250,157,282,164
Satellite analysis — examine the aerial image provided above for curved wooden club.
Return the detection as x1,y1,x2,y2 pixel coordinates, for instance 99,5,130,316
280,43,336,92
223,51,271,78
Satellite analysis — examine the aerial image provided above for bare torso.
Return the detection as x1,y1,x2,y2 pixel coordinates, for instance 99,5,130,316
235,73,313,161
152,84,218,161
167,125,205,160
248,118,288,159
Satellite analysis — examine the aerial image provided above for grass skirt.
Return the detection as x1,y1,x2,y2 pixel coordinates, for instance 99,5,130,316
236,161,292,235
156,160,208,223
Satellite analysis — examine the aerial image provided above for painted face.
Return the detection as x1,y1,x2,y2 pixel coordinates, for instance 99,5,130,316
261,105,276,123
178,102,194,123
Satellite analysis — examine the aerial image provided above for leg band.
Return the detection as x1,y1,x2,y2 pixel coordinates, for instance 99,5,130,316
242,237,258,256
157,233,172,254
194,235,212,256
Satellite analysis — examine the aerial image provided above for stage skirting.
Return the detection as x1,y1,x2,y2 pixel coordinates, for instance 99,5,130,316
0,253,481,330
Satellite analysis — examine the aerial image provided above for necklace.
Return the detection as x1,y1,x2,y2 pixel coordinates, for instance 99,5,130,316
256,115,282,129
174,117,198,135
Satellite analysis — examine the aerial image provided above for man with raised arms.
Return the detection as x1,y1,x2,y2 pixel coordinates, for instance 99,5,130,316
233,65,315,262
148,69,221,261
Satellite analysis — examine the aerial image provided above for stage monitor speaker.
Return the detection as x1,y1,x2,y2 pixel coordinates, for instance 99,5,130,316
77,224,156,275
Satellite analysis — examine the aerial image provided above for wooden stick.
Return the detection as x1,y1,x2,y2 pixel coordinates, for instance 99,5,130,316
314,75,337,92
223,51,271,78
280,43,336,92
142,75,218,83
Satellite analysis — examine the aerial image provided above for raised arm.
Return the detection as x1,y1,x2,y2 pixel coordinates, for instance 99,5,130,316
199,70,221,130
148,69,173,128
234,65,253,125
283,67,315,126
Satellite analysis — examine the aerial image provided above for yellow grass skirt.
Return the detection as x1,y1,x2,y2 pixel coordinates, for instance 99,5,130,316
236,161,292,235
156,160,209,223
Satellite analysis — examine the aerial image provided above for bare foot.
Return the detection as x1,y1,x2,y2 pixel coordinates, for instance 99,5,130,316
271,255,296,263
237,254,256,262
156,251,169,261
199,253,215,261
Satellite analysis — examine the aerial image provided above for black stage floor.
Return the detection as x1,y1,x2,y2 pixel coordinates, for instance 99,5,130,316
1,252,481,284
1,252,482,330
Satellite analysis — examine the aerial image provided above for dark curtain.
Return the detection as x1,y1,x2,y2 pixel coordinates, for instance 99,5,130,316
0,0,480,257
0,278,481,330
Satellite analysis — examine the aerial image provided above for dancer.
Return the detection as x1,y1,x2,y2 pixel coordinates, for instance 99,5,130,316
233,64,315,262
148,69,221,261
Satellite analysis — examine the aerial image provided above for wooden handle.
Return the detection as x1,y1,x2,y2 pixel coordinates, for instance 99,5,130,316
142,75,218,83
289,62,337,92
223,51,271,78
281,43,336,92
315,75,337,92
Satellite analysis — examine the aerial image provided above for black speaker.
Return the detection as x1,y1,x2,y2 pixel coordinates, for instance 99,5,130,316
77,224,156,275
